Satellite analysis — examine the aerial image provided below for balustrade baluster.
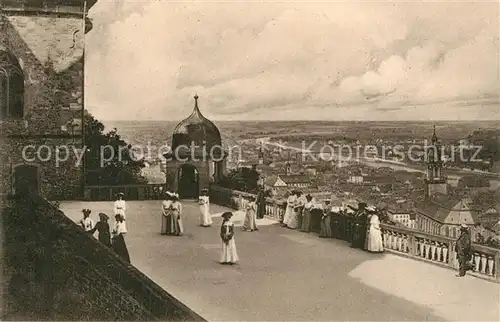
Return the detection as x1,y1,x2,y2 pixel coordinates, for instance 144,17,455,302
442,244,448,263
480,254,487,275
436,243,443,262
402,235,408,253
487,256,494,276
425,240,430,259
409,234,416,256
397,234,402,252
430,243,436,261
415,238,421,256
474,253,481,272
391,233,397,250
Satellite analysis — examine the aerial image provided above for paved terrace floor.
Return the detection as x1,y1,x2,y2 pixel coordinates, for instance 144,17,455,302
60,200,500,321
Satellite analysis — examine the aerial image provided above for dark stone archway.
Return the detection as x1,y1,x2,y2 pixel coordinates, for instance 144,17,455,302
177,164,199,199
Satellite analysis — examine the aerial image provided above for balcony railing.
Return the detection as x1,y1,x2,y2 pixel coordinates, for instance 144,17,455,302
84,184,166,201
209,185,499,282
380,224,499,282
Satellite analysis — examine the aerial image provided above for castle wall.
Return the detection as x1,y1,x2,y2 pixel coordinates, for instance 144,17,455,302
0,136,84,199
0,9,86,199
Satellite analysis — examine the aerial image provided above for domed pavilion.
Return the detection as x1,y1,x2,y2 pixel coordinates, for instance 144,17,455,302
164,95,227,198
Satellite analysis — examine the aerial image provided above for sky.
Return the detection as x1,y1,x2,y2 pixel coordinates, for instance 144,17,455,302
85,1,500,121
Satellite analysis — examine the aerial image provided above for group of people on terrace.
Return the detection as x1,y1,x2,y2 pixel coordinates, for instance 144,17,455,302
78,192,130,263
77,187,475,277
159,188,242,264
281,189,384,253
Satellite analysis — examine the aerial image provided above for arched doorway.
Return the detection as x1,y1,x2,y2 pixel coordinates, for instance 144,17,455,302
177,164,199,199
13,164,39,195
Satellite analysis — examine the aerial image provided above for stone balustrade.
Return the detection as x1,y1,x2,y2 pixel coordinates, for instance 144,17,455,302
209,185,500,283
84,184,166,201
380,224,498,282
209,185,286,221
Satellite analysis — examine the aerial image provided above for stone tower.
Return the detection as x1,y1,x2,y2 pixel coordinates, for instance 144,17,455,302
424,126,447,198
0,0,98,199
164,95,227,198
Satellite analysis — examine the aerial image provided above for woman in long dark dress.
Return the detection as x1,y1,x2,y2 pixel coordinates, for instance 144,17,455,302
319,200,332,238
88,213,111,247
256,188,266,219
112,214,130,263
300,194,314,232
161,192,172,235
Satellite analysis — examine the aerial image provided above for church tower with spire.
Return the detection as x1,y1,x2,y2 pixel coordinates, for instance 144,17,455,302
424,126,447,198
258,146,264,165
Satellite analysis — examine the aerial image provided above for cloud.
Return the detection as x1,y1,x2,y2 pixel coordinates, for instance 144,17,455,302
85,1,499,121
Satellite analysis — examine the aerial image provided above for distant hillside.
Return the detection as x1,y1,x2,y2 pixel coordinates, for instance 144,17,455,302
101,120,499,157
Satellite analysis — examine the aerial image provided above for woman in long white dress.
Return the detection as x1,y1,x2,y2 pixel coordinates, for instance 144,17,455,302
169,193,184,236
160,192,172,235
283,191,297,227
242,196,258,231
199,189,213,227
220,212,239,265
114,192,127,219
366,214,384,252
286,191,303,229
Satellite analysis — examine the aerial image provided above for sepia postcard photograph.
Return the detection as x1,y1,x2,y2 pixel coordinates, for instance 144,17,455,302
0,0,499,321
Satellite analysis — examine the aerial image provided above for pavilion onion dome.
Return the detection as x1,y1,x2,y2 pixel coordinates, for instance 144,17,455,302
169,95,225,160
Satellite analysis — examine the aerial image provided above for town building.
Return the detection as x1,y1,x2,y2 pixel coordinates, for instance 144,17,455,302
0,0,97,199
387,199,416,229
415,196,474,237
264,174,312,195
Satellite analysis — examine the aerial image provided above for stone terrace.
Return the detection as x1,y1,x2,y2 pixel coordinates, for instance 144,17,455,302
60,200,499,321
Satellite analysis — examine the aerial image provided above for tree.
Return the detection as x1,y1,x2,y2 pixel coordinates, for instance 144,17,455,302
218,168,260,193
84,111,147,185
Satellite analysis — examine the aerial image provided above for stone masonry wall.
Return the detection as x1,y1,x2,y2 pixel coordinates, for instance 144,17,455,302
0,10,86,199
2,195,205,321
0,136,83,199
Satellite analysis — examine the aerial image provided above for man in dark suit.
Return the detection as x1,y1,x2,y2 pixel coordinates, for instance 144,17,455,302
455,224,473,277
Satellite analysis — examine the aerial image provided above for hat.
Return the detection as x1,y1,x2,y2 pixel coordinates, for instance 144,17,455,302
221,211,233,219
201,188,209,193
98,213,109,220
116,192,124,197
460,224,468,230
82,208,91,214
171,193,179,200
